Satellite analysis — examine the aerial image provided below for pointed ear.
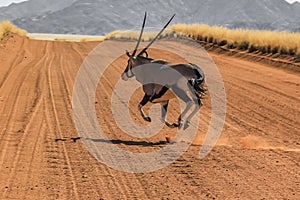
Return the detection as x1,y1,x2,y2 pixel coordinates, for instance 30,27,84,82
144,50,148,58
139,50,148,58
126,50,131,57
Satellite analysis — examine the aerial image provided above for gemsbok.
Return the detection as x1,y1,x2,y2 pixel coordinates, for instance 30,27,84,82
121,12,206,129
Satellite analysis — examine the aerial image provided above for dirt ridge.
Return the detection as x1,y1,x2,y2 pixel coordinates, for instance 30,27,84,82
200,41,300,73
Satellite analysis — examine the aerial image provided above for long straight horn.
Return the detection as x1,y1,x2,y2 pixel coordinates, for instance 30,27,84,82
132,12,147,57
137,14,175,57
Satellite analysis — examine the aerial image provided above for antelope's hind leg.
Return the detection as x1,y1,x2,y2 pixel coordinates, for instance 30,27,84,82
160,101,177,128
183,97,202,130
139,94,151,122
171,86,194,129
183,85,203,129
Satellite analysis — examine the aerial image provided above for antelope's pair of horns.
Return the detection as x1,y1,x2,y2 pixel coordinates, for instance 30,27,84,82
131,12,176,57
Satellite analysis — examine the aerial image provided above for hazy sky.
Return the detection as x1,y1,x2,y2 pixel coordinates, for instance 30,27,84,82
0,0,300,7
286,0,300,3
0,0,28,7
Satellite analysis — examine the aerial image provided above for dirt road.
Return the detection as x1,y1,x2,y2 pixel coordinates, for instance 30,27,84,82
0,35,299,199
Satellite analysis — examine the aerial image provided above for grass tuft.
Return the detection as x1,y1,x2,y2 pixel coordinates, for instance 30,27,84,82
0,21,27,41
104,29,176,42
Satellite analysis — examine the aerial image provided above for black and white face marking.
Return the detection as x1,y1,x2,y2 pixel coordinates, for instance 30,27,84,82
121,52,135,81
120,12,175,82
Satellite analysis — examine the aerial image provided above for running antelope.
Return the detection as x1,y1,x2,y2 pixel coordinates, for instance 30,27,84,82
121,13,205,129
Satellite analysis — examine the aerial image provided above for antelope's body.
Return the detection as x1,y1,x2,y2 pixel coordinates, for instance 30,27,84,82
121,13,205,129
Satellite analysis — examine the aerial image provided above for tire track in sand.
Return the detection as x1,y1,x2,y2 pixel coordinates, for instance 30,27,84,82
44,41,80,200
0,39,46,172
0,40,48,199
68,42,152,199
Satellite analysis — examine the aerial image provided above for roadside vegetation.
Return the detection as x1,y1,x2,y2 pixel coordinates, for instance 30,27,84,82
170,24,300,58
105,24,300,59
0,21,27,41
103,29,174,42
2,20,299,59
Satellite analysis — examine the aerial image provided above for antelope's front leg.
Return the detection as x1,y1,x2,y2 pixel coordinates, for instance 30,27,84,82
139,94,151,122
160,101,177,128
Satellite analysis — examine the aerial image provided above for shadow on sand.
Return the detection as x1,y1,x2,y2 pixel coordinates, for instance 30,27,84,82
85,138,167,147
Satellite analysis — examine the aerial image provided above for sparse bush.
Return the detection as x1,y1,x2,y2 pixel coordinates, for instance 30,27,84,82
238,41,249,50
227,42,238,49
197,35,203,41
260,46,267,54
280,48,288,55
272,46,279,54
0,21,27,41
248,45,258,53
267,45,271,54
218,40,227,46
288,48,296,56
208,37,214,43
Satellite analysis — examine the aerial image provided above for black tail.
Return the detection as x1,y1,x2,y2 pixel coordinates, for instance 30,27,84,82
188,79,206,95
188,63,206,95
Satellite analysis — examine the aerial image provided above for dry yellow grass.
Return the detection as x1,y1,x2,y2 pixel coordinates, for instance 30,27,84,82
54,37,104,42
2,20,298,58
104,29,176,42
171,24,300,57
0,21,27,41
28,33,105,42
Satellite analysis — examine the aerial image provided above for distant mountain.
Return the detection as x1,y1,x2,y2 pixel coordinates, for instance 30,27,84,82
293,1,300,10
0,0,299,35
0,0,76,22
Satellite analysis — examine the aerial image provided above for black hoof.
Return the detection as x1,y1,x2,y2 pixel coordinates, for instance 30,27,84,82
183,121,190,130
172,123,179,128
143,116,151,122
165,122,177,128
177,122,183,129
